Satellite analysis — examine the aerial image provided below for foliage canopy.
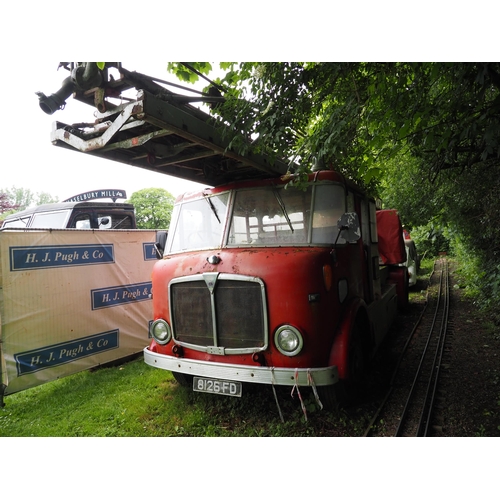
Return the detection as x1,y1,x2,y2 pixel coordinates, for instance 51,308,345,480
168,62,500,319
170,62,500,185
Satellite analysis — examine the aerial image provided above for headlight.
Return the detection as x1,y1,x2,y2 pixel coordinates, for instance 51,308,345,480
274,325,303,356
150,319,172,345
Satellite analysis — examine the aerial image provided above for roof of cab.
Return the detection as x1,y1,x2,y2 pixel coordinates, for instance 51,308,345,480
3,201,135,221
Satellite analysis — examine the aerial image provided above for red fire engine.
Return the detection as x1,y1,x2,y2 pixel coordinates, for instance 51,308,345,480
42,63,408,409
146,172,407,408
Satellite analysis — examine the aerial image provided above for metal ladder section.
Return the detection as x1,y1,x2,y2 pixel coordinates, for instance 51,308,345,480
51,88,290,187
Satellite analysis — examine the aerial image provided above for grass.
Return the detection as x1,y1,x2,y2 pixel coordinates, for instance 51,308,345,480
0,258,446,438
1,356,377,437
1,357,256,437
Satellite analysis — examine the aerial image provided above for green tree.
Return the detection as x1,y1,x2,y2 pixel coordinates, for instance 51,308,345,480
37,191,59,205
167,62,214,84
167,62,500,319
170,63,498,184
0,186,59,216
6,186,35,211
128,187,175,229
0,191,19,215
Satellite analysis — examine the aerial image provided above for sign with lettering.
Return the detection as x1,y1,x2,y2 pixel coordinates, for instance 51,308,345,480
143,242,158,260
0,229,157,397
63,189,127,203
14,330,119,375
10,244,114,271
91,282,152,309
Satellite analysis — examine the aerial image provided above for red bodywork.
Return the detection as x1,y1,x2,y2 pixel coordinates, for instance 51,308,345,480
151,244,364,374
145,171,405,391
376,209,406,265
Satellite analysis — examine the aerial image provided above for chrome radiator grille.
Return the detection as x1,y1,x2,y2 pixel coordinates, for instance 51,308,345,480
169,273,267,353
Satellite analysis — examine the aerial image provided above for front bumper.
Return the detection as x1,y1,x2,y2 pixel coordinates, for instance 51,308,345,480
143,347,339,387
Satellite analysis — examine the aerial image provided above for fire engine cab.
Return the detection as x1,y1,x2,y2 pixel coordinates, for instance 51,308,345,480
146,172,406,408
40,63,408,409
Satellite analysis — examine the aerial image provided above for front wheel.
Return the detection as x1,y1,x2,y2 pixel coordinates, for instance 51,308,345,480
317,381,346,411
319,322,367,410
172,371,193,387
344,323,367,400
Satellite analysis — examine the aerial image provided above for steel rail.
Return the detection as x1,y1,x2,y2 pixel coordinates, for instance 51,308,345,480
363,262,436,437
421,259,450,436
363,261,437,437
362,302,427,436
364,259,450,437
393,267,444,436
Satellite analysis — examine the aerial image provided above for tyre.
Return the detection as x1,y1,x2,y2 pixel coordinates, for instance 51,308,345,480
172,371,193,387
317,381,346,411
344,322,367,401
319,322,367,410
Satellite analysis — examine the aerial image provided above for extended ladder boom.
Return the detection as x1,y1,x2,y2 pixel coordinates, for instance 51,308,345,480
47,65,290,187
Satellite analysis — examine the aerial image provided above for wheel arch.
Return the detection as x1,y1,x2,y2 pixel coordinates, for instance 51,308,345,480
328,298,372,380
388,265,409,309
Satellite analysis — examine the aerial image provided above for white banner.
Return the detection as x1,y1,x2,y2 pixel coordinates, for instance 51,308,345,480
0,229,158,397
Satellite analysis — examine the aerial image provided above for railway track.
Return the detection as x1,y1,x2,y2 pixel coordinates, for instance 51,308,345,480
364,258,451,437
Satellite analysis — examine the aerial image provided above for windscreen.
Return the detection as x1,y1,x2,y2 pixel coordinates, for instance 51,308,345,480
167,193,229,252
97,213,134,229
166,184,347,252
72,211,134,229
311,184,346,244
228,183,346,246
229,186,311,245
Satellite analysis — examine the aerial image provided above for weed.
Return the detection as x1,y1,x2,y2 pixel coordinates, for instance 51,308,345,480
475,425,487,437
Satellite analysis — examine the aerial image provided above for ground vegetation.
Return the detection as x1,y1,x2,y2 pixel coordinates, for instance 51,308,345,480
1,258,498,437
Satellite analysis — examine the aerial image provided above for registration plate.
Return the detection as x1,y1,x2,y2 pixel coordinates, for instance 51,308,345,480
193,377,242,397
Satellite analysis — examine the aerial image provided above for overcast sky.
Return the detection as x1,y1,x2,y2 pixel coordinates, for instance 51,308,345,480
2,10,496,207
2,61,211,204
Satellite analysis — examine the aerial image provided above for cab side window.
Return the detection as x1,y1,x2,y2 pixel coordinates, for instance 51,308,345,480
2,217,31,228
99,213,133,229
31,210,70,228
74,214,91,229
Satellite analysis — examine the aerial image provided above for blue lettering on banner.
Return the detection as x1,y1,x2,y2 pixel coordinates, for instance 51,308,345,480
9,244,114,271
143,242,158,260
91,282,152,310
14,330,119,375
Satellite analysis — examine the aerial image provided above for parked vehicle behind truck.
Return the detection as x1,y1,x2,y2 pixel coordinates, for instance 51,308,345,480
404,238,419,287
1,190,136,230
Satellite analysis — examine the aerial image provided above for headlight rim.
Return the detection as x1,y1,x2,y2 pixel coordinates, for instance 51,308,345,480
150,318,172,345
274,324,304,357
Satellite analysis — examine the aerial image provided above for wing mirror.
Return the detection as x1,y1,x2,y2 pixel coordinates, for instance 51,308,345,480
154,231,168,259
336,212,361,244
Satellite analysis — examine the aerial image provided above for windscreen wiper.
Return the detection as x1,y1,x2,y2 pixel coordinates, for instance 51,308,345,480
203,194,221,223
273,188,294,233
